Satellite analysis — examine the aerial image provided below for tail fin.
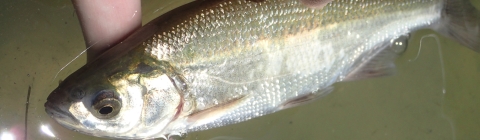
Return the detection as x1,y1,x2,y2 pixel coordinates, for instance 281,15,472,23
435,0,480,52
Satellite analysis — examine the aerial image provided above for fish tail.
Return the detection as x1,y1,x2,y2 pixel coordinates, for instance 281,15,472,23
435,0,480,52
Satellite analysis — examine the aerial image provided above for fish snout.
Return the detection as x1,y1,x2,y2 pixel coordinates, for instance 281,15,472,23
44,101,61,118
46,88,64,103
44,88,72,118
44,89,82,128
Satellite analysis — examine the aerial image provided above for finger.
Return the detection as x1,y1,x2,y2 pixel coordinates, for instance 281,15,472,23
71,0,142,62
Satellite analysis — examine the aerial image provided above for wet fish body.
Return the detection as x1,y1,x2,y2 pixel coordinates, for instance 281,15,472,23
45,0,480,139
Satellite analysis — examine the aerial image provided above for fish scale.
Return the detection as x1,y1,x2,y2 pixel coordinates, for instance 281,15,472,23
144,0,442,134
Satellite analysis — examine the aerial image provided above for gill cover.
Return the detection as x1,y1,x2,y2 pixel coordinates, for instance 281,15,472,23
114,60,187,137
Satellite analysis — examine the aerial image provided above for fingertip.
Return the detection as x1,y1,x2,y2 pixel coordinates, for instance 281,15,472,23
72,0,142,62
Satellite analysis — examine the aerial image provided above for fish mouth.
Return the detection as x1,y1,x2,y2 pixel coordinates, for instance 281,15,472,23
44,101,68,119
44,88,77,121
44,101,80,127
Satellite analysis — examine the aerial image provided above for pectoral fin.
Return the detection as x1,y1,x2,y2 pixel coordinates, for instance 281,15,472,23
187,96,247,127
276,86,333,111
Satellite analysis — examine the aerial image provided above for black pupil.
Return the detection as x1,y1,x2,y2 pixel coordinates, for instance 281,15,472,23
99,106,113,115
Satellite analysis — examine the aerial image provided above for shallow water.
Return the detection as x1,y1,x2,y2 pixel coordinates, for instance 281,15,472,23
0,0,479,140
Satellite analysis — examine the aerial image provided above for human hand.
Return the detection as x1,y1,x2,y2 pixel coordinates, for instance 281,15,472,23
71,0,142,62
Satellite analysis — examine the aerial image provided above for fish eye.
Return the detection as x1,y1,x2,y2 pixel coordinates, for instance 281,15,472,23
91,90,121,119
99,105,113,114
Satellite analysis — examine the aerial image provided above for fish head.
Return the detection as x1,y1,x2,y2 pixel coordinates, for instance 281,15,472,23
45,55,186,138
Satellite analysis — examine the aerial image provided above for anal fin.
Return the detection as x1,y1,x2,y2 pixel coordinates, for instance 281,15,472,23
276,86,333,111
339,36,408,82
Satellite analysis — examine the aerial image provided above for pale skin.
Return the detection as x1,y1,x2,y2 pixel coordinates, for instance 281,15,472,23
71,0,142,62
72,0,332,62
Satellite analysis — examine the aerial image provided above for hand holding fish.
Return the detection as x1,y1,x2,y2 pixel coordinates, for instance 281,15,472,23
71,0,142,62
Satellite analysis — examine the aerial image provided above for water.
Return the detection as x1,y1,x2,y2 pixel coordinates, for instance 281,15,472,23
0,0,479,140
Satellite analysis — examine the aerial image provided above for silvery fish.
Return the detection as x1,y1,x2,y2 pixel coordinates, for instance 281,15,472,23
44,0,480,139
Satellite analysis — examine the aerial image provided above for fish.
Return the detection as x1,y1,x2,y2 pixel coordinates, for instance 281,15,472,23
44,0,480,139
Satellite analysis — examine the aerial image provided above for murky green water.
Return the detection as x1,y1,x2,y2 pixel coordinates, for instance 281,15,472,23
0,0,479,140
